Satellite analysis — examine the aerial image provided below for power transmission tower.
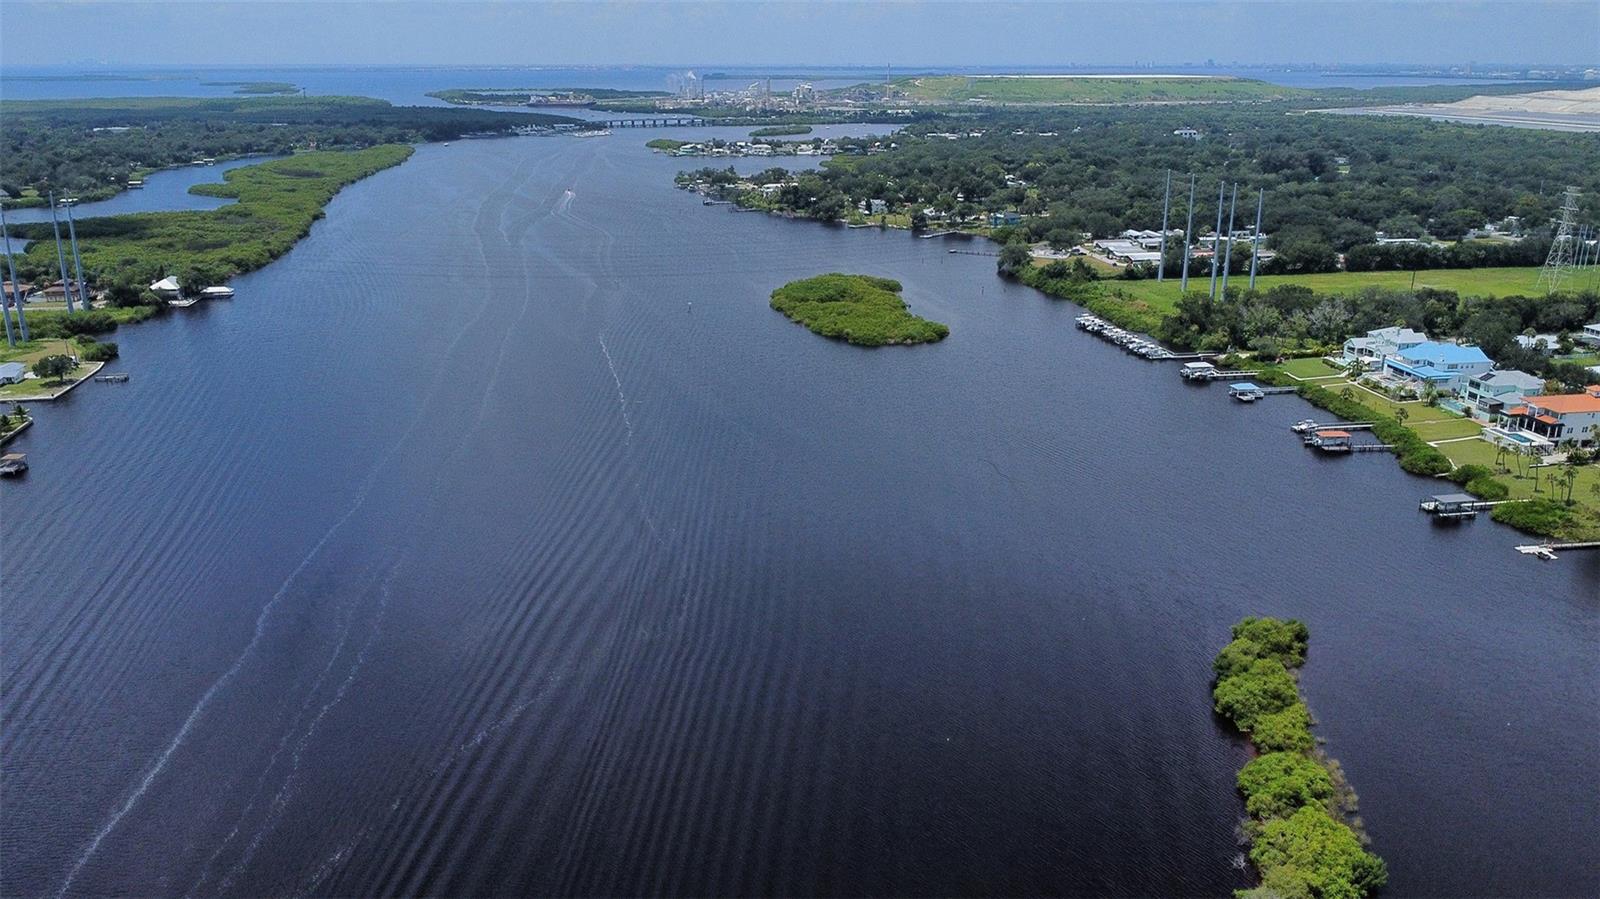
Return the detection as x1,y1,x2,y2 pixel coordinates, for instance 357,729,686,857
1538,186,1581,293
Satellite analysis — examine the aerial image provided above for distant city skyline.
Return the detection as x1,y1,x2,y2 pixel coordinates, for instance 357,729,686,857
2,1,1596,69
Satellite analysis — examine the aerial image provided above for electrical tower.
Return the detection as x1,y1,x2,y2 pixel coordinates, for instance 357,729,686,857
1538,186,1581,293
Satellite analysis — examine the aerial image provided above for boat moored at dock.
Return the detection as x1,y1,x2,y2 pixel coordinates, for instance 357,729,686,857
0,452,28,477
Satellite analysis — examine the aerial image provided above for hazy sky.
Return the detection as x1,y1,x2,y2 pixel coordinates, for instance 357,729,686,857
2,1,1596,69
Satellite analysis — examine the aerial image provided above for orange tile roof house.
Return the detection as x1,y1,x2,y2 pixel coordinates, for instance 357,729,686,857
1500,390,1600,445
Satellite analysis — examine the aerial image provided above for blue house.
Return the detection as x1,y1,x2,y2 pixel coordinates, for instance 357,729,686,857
1381,341,1492,394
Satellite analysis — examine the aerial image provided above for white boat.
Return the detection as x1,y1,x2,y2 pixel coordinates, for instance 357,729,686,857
573,129,611,138
200,286,235,299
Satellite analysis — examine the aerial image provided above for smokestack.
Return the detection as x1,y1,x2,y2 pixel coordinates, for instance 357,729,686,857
0,203,28,341
48,192,77,314
66,201,88,311
1249,188,1265,290
1181,173,1195,292
1220,183,1238,297
1157,170,1171,283
1209,181,1224,299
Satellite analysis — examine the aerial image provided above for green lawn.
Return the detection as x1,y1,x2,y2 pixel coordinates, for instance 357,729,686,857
1107,266,1554,306
1438,437,1600,506
1278,357,1346,380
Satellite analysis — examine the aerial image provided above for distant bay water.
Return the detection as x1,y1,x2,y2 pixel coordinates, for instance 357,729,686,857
0,63,1528,105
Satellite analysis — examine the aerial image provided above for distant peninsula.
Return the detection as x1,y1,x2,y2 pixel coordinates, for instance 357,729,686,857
428,87,669,107
769,274,948,346
201,81,300,95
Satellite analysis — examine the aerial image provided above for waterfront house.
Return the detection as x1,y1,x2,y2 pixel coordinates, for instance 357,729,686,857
0,362,26,385
1499,387,1600,446
1581,322,1600,346
987,210,1021,227
1462,369,1546,418
1380,341,1492,394
27,281,74,304
150,276,181,299
1339,326,1427,369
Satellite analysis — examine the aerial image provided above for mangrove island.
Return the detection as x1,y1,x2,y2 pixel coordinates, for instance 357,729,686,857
1214,616,1387,899
769,274,948,347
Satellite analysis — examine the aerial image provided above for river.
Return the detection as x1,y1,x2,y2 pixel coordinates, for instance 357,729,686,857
1,128,1595,897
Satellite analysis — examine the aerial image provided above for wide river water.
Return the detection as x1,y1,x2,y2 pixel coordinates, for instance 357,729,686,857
2,128,1596,897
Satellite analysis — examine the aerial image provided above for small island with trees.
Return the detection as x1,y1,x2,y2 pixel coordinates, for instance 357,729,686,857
769,274,948,347
1213,616,1387,899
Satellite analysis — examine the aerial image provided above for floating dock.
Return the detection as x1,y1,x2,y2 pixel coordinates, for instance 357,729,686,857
1516,541,1600,561
94,372,129,383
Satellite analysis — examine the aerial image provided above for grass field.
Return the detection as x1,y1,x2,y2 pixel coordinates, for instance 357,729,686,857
893,75,1304,105
1104,266,1563,309
1278,357,1346,380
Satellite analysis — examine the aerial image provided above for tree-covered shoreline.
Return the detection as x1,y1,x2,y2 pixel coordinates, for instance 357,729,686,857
0,95,582,205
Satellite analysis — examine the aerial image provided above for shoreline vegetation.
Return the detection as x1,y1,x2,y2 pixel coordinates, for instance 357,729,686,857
16,145,414,289
1,147,416,400
769,274,949,346
674,99,1600,542
1213,617,1387,899
201,81,300,95
0,95,583,208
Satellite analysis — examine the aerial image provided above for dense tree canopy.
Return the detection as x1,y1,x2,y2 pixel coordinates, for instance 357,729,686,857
718,103,1599,261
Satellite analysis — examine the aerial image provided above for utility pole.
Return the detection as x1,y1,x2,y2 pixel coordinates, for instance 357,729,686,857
1208,180,1224,299
1180,173,1195,292
1157,170,1171,282
66,200,88,310
1220,183,1238,297
0,203,29,341
1248,188,1265,290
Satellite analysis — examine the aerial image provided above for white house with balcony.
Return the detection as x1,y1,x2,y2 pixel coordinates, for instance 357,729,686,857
1339,326,1427,370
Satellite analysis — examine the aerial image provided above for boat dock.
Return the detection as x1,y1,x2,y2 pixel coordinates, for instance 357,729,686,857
1515,541,1600,561
1178,361,1262,381
1291,420,1376,434
1075,314,1176,360
0,452,27,477
1418,494,1510,519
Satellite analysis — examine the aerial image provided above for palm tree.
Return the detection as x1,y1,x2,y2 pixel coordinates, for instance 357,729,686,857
1394,407,1409,427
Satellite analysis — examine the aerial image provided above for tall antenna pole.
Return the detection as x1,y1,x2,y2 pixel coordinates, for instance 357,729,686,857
1180,173,1195,292
48,192,77,314
1209,180,1224,299
66,201,88,311
1538,185,1580,294
1157,170,1172,282
1,203,29,341
1248,188,1265,290
1220,183,1238,297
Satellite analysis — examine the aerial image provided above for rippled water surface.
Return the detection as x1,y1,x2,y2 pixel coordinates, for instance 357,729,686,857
2,130,1596,897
